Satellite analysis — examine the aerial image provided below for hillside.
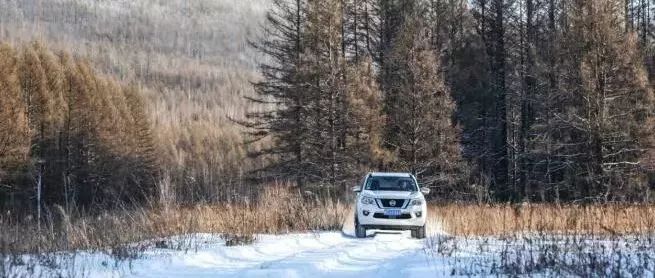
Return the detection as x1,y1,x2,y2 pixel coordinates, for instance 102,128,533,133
0,0,269,201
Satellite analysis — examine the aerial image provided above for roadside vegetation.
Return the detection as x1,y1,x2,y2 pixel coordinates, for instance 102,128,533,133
427,204,655,276
433,204,655,236
0,186,347,254
4,201,655,276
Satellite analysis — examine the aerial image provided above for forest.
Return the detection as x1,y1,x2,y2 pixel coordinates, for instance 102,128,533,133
243,0,655,203
2,0,655,218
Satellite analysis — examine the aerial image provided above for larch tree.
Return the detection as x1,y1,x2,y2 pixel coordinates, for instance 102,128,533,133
554,0,655,201
302,0,349,189
1,42,159,211
344,57,391,172
0,44,30,198
386,16,463,190
470,0,512,200
19,47,49,160
124,85,158,200
343,0,380,62
242,0,311,188
33,43,68,204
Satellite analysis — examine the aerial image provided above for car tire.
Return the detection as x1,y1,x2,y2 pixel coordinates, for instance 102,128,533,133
413,225,426,239
355,219,366,238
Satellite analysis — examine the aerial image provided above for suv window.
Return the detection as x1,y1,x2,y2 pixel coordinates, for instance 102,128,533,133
365,176,417,192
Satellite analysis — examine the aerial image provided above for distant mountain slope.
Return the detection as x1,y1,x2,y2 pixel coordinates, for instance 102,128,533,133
0,0,269,195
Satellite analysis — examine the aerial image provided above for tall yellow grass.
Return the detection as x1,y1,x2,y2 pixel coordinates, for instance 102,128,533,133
5,194,655,255
432,204,655,236
0,187,348,254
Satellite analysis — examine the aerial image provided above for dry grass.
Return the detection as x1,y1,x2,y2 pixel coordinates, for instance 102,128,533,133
4,197,655,255
432,203,655,236
0,186,348,254
4,200,655,277
425,204,655,276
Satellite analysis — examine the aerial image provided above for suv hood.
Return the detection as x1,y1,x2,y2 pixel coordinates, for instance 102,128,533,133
362,190,421,199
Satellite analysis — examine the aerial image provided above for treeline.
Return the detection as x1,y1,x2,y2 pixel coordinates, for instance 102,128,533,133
0,43,157,212
242,0,463,197
246,0,655,202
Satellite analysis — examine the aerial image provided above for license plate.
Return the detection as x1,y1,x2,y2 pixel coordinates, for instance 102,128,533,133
384,209,401,216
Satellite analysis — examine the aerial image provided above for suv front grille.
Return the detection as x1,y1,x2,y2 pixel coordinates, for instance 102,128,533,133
373,213,412,219
378,198,406,208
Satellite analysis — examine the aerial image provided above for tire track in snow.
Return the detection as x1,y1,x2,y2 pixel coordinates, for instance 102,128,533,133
234,232,425,278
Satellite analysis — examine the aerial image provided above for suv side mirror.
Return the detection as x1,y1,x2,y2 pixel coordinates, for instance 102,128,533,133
420,187,430,195
352,185,361,193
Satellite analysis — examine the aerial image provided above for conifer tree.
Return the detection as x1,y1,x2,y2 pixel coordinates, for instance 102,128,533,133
1,42,159,209
343,0,380,62
0,44,29,190
19,47,49,159
386,17,463,189
553,0,655,201
344,58,391,170
303,0,349,188
124,85,158,199
242,0,311,188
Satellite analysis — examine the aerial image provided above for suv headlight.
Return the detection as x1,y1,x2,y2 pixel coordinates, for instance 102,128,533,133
360,196,375,205
410,199,423,206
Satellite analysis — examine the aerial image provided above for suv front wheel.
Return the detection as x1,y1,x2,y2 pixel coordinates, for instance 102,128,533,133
355,218,367,238
411,225,426,239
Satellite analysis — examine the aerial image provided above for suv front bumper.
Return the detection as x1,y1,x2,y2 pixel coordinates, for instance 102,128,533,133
356,203,426,228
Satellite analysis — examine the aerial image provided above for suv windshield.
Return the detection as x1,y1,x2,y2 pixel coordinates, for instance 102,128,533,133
364,176,417,191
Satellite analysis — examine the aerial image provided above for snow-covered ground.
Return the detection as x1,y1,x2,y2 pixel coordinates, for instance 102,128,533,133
6,231,448,278
5,229,655,277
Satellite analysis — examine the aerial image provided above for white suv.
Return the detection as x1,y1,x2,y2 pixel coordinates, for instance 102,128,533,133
352,172,429,239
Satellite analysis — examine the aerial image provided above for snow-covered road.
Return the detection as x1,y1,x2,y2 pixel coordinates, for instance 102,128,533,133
136,232,437,278
60,231,448,278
